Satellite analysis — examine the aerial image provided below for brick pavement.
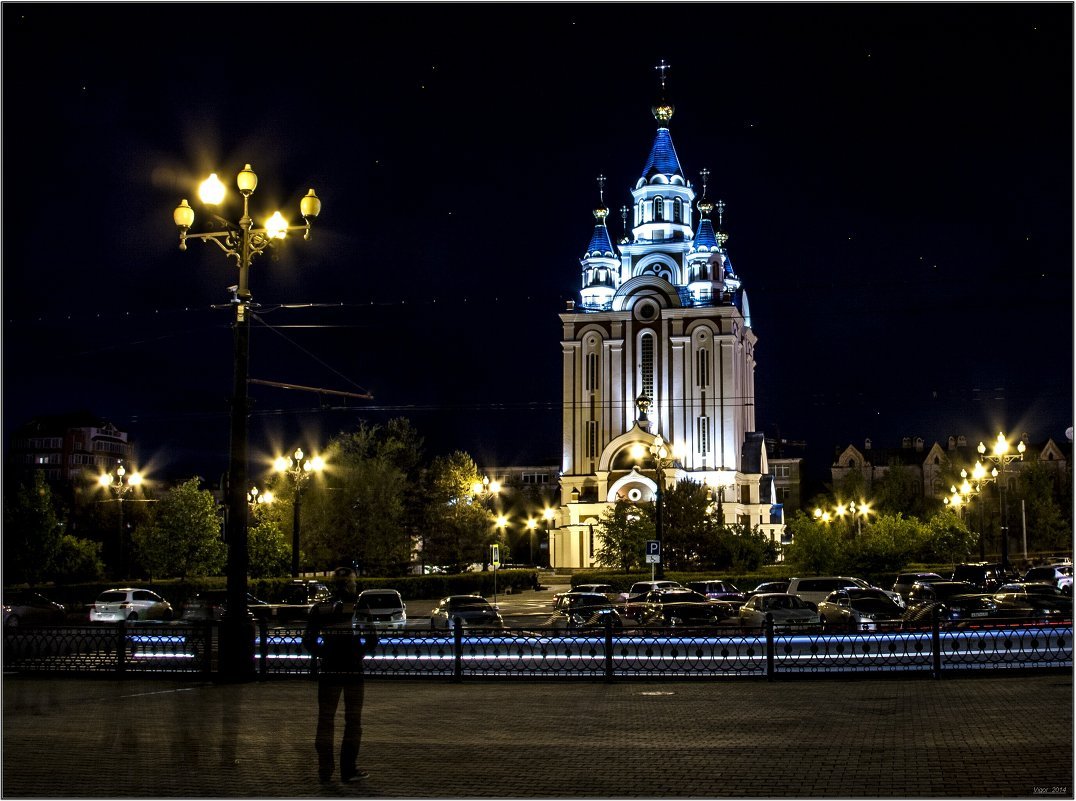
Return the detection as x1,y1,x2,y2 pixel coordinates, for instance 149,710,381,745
2,671,1072,799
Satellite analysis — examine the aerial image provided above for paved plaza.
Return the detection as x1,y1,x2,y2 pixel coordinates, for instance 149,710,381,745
2,670,1072,799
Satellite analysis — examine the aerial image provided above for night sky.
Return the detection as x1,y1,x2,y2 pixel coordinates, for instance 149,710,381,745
3,5,1072,494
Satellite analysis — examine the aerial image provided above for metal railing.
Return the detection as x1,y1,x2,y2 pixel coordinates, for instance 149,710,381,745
3,613,1070,680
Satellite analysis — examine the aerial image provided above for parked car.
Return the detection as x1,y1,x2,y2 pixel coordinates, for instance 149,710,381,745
278,580,332,606
738,593,821,631
619,580,683,620
951,562,1017,593
573,583,616,597
89,588,173,622
1020,564,1073,595
430,595,504,630
684,580,748,609
617,580,682,602
181,590,268,622
3,590,65,627
639,588,733,627
545,592,619,630
787,576,904,608
353,589,407,631
891,572,945,602
901,580,999,629
816,588,904,632
745,580,790,599
991,583,1073,622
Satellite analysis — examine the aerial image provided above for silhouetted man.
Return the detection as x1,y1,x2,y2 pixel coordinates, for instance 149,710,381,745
302,567,379,783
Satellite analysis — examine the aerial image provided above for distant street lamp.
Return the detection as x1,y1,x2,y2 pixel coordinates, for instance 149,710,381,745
977,432,1025,570
813,500,871,535
274,448,325,578
525,517,538,566
97,461,143,579
247,485,274,507
471,476,501,510
174,164,320,681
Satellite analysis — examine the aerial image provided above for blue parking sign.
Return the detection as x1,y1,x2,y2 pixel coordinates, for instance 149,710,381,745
645,540,661,564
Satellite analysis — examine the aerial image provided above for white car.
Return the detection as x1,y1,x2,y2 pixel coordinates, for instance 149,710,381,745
353,589,407,631
738,593,821,631
89,588,173,622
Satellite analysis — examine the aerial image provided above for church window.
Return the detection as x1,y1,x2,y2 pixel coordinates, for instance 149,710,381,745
655,197,664,221
674,198,682,223
697,416,709,454
586,421,599,458
586,352,598,391
696,347,710,387
640,334,655,403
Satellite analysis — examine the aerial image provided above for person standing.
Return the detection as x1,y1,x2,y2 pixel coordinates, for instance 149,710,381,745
302,567,379,784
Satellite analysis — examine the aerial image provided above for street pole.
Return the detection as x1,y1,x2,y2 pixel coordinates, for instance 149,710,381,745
174,165,321,682
292,483,302,578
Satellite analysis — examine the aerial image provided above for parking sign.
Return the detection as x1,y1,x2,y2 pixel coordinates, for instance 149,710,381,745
645,540,661,564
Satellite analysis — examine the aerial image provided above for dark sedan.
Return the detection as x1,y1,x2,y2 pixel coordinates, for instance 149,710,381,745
685,580,748,609
430,595,504,630
3,591,65,627
816,588,903,632
991,583,1072,622
546,592,618,630
639,589,733,627
902,580,999,629
181,590,269,622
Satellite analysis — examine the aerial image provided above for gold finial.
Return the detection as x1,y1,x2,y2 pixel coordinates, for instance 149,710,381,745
652,60,674,123
716,199,726,227
698,168,712,216
593,174,608,221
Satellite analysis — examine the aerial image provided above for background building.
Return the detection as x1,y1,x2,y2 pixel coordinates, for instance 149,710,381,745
9,414,133,484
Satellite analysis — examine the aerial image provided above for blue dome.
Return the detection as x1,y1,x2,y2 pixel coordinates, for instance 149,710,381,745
691,219,719,252
641,128,684,180
583,224,616,259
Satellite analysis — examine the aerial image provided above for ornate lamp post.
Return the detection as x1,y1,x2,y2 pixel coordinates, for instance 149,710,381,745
173,164,320,680
97,461,143,579
813,500,871,535
274,448,325,578
977,432,1025,570
471,476,501,510
646,435,683,579
525,517,538,566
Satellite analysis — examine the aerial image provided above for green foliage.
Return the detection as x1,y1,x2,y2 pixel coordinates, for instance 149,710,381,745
51,535,105,583
661,478,716,569
782,511,843,574
302,420,423,575
3,472,64,585
920,512,976,565
131,478,225,579
247,503,291,578
1018,462,1073,553
419,451,496,572
594,500,654,572
842,513,922,576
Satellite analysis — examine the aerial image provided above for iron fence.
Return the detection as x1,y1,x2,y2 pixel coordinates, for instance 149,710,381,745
3,614,1070,680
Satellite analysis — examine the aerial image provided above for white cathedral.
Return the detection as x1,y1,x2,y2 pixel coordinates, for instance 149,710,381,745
550,89,786,570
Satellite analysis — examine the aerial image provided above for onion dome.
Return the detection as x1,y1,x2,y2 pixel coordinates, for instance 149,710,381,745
583,206,616,259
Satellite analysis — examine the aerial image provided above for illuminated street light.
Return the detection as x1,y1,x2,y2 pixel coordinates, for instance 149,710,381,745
174,164,320,681
97,461,144,579
274,447,325,578
542,507,556,569
814,500,871,535
471,475,502,509
975,431,1026,569
526,517,538,566
247,485,274,507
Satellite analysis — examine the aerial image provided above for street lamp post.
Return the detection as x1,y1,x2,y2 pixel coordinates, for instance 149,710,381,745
274,448,325,578
542,507,555,568
977,432,1025,571
98,461,143,579
525,518,537,566
646,435,682,580
813,500,871,535
173,164,320,681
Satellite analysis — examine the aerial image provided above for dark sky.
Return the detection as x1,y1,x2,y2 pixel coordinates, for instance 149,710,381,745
3,4,1073,493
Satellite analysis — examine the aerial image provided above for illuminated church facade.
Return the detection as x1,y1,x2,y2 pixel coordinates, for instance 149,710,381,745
551,87,785,569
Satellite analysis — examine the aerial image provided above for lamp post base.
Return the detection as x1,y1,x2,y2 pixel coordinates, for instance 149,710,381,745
216,618,256,682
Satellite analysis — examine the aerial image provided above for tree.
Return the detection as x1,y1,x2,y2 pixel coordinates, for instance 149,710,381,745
843,513,923,576
3,472,64,585
594,500,654,572
302,420,423,575
873,461,930,518
247,502,291,578
1017,462,1073,554
51,535,105,583
419,451,493,572
919,512,977,565
131,478,224,579
782,511,842,575
660,478,715,570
